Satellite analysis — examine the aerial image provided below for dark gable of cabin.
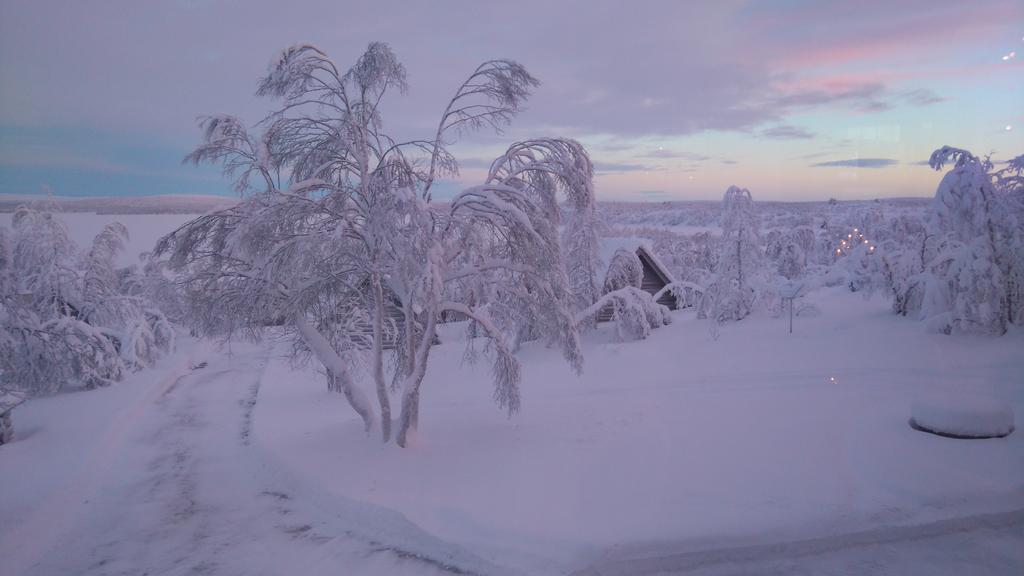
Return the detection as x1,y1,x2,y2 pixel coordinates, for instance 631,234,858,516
597,246,676,322
636,247,676,310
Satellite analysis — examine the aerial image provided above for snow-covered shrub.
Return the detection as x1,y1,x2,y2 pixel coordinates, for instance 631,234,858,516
776,241,806,281
0,204,173,395
576,286,670,341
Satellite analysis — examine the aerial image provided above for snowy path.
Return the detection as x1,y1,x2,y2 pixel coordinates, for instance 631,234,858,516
574,508,1024,575
0,344,504,576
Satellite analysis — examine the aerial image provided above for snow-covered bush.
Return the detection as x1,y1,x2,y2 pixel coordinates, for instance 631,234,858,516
0,204,173,395
576,286,670,341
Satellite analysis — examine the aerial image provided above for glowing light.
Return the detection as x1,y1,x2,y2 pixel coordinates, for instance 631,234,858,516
1007,125,1014,132
1004,51,1016,61
829,376,837,384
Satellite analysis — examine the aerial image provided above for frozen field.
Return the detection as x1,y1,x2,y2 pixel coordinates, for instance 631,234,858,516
2,207,1022,575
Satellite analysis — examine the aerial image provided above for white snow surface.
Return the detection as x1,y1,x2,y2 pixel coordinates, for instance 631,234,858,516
2,211,1023,575
253,291,1024,573
912,393,1015,438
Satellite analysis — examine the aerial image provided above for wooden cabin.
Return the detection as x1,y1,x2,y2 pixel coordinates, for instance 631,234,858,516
596,238,677,322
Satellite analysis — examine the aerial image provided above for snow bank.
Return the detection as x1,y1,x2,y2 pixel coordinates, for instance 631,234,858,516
911,394,1015,439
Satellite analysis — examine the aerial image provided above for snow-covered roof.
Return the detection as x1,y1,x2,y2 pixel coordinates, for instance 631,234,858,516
597,237,676,284
0,390,26,414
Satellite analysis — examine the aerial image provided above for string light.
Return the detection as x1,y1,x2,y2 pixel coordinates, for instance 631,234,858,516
834,227,875,258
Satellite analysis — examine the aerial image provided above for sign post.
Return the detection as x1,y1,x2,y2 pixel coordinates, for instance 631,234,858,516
778,281,803,335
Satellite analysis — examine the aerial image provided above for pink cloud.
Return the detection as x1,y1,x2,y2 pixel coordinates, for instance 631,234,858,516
745,0,1022,71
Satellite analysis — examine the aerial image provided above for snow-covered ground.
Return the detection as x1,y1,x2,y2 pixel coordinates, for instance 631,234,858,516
2,209,1022,575
253,288,1024,573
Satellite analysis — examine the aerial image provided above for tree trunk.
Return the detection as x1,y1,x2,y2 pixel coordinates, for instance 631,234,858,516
293,312,377,433
371,275,392,443
409,389,420,429
396,311,437,448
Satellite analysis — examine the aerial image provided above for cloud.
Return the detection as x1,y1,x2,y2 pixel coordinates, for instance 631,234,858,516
0,0,1019,200
903,89,947,106
760,125,815,140
810,158,899,169
592,161,649,173
638,149,710,161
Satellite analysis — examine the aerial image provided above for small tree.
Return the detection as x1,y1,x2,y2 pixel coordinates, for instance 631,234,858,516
701,185,763,321
160,43,596,447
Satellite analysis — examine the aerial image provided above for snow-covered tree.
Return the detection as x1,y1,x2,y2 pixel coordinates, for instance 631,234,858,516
879,232,934,317
992,154,1024,325
602,248,644,293
160,43,596,447
924,146,1020,334
767,226,814,282
0,204,172,395
776,242,806,281
701,186,763,321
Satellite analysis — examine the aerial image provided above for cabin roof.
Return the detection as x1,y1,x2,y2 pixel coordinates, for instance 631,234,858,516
597,237,676,285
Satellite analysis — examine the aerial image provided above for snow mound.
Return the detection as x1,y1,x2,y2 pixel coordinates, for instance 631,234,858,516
910,394,1015,439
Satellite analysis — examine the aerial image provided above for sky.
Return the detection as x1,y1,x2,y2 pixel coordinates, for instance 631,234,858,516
0,0,1021,202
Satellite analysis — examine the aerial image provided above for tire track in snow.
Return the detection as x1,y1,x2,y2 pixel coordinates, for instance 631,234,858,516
16,344,506,576
0,354,196,576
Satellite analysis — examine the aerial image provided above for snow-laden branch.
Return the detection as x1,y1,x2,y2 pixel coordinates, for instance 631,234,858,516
575,287,671,341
